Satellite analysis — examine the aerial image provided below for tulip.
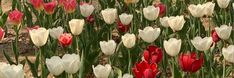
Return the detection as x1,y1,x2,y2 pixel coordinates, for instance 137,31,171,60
139,27,161,43
29,27,49,47
59,33,72,47
167,15,186,32
63,0,77,13
222,45,234,63
143,6,160,21
124,0,139,4
211,30,220,43
0,63,24,78
100,40,117,55
215,25,232,40
30,0,44,11
43,1,56,15
132,61,158,78
143,45,163,64
62,54,80,74
160,16,169,27
58,0,65,6
86,15,95,24
92,64,112,78
69,19,85,35
217,0,230,8
121,33,136,48
164,38,181,56
80,2,95,17
203,2,215,16
101,8,117,24
0,27,5,41
179,52,204,73
191,36,213,51
119,13,133,25
154,3,166,17
46,56,64,76
188,4,206,17
117,20,130,33
49,26,64,39
233,3,234,10
26,25,40,33
8,10,24,25
119,73,133,78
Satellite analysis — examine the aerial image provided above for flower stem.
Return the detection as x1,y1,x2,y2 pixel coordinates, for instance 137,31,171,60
223,60,225,78
128,49,132,73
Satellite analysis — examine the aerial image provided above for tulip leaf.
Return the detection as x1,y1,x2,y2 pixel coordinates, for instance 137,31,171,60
23,4,33,26
3,50,16,65
12,40,19,62
173,63,182,78
26,56,39,77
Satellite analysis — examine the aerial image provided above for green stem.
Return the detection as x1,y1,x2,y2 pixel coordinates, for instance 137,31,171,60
223,60,225,78
128,49,132,73
79,50,85,78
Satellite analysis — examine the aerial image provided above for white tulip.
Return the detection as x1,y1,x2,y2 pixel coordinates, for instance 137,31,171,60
46,56,64,76
143,6,160,21
215,25,232,40
69,19,85,35
233,3,234,10
188,4,206,17
167,15,186,32
122,33,136,48
217,0,230,8
160,16,170,27
139,27,161,43
222,45,234,63
203,2,215,16
29,27,49,47
92,64,112,78
80,4,95,17
191,36,213,51
122,73,133,78
62,54,80,74
100,40,117,55
101,8,117,24
49,26,64,39
163,38,181,56
0,63,24,78
119,13,133,25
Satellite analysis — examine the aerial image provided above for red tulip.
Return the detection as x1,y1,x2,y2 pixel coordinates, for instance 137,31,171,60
0,27,5,41
59,33,72,47
179,52,204,73
86,15,95,24
44,1,56,15
8,10,24,25
154,3,166,17
26,25,40,33
117,20,130,33
30,0,44,11
63,0,76,13
211,30,220,43
58,0,66,6
132,61,158,78
143,45,163,64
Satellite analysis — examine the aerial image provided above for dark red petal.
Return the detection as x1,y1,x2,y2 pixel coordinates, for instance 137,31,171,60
143,69,154,78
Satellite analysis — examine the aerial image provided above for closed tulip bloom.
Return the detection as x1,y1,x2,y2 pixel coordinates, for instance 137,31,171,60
217,0,230,8
80,2,95,17
92,64,112,78
43,1,56,15
168,15,186,32
233,3,234,10
154,3,166,17
86,15,95,24
124,0,139,4
46,56,64,76
211,30,220,43
62,54,80,74
117,20,130,33
8,10,24,25
120,73,133,78
63,0,77,13
69,19,85,35
143,6,160,21
188,4,206,17
122,33,136,48
164,38,181,56
191,36,213,51
100,40,117,55
0,27,5,41
101,8,117,24
143,45,163,63
30,0,44,11
222,45,234,63
215,25,232,40
160,16,170,27
0,63,24,78
203,2,215,16
58,0,65,6
119,13,133,25
139,27,161,43
132,61,158,78
29,27,49,47
59,33,72,47
49,26,64,39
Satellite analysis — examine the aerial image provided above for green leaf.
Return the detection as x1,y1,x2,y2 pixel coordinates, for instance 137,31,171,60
3,50,16,64
173,63,182,78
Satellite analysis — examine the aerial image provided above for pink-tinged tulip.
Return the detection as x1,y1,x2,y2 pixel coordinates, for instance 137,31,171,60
58,0,66,6
59,33,72,47
143,45,163,64
44,1,56,15
117,20,130,33
26,25,40,33
179,52,204,73
8,10,24,25
211,30,220,43
154,3,166,17
86,15,95,24
30,0,44,11
63,0,76,13
0,27,5,41
132,61,158,78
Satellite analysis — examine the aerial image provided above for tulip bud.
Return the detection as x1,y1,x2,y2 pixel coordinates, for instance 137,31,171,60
132,61,158,78
86,15,95,24
100,40,117,55
59,33,72,47
143,45,163,63
160,16,169,27
191,36,213,51
43,1,56,15
233,3,234,10
46,56,64,76
117,20,130,33
0,62,24,78
188,4,206,17
49,26,64,39
101,8,117,24
222,45,234,63
0,27,5,41
215,25,232,40
211,30,220,43
63,0,77,13
119,73,133,78
119,13,133,25
58,0,65,6
8,10,24,25
26,25,40,33
143,6,160,21
80,2,95,17
154,3,166,17
167,15,185,32
124,0,139,4
29,27,49,47
62,54,80,74
203,2,215,16
30,0,44,11
121,33,136,48
217,0,230,8
69,19,85,35
139,27,161,43
92,64,112,78
163,38,181,56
